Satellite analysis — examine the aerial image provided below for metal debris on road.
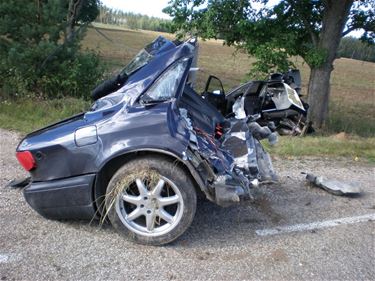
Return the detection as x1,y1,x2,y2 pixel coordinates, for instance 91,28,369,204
304,173,361,196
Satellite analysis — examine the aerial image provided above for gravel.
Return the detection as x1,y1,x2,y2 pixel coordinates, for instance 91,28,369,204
0,128,374,280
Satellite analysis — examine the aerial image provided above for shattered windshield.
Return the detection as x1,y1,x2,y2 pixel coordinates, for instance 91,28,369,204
120,36,172,76
120,50,153,76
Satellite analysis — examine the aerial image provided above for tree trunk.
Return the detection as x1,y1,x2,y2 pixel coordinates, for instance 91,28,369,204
306,0,353,129
307,64,332,128
66,0,84,43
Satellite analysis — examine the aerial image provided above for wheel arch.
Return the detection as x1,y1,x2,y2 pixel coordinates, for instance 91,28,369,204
93,148,209,217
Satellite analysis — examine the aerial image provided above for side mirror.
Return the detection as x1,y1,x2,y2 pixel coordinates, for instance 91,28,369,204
204,75,225,95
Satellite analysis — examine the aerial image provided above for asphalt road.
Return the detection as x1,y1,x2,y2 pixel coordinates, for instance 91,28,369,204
1,128,374,280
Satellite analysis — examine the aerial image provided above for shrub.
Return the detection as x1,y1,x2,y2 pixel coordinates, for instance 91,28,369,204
0,0,103,100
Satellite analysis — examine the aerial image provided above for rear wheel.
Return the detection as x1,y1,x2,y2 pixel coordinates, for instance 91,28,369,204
105,156,197,245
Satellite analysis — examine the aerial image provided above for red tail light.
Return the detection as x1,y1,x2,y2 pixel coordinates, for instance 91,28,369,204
16,151,36,171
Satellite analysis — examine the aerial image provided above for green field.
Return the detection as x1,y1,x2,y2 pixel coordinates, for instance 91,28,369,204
1,25,374,161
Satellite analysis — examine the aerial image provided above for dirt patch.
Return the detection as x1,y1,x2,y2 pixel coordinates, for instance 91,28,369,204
333,132,348,140
253,195,283,223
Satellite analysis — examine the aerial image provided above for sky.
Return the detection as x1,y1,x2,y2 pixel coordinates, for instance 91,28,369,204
101,0,171,19
99,0,274,19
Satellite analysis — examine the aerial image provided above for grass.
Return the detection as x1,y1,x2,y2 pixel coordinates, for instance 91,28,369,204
327,102,375,137
100,168,160,225
1,25,374,161
83,26,254,91
262,136,375,163
0,98,90,134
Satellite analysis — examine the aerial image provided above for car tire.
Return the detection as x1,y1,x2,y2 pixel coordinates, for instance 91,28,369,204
105,156,197,245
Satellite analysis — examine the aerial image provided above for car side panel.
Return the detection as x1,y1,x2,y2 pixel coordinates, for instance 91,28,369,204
19,102,189,182
23,174,96,220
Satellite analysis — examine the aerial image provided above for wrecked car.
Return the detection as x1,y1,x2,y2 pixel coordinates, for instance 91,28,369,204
202,71,312,135
16,37,278,245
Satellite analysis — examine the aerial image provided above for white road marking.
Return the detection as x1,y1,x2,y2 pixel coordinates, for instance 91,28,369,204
256,213,375,236
0,254,9,263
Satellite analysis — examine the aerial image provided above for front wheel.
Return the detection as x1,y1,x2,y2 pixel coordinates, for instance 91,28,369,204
104,156,197,245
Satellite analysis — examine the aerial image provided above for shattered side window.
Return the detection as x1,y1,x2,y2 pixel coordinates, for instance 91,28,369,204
142,59,189,103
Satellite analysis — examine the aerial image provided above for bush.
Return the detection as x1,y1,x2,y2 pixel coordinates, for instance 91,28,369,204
0,0,103,100
0,98,91,133
38,50,104,99
1,47,104,100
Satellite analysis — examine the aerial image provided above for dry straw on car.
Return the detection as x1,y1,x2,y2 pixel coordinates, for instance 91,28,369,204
99,168,160,225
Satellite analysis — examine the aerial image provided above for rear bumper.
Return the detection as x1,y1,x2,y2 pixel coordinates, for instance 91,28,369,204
24,174,97,220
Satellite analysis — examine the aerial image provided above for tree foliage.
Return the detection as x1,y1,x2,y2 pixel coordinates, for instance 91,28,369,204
164,0,374,76
0,0,103,99
164,0,375,128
